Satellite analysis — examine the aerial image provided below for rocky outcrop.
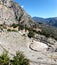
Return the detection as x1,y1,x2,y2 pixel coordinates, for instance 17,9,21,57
0,0,12,7
11,1,35,27
0,0,35,27
0,4,17,25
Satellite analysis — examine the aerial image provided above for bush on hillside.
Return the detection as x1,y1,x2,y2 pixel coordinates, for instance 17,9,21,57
7,29,12,32
11,51,30,65
0,52,10,65
18,25,25,30
0,51,30,65
11,23,18,28
28,31,35,38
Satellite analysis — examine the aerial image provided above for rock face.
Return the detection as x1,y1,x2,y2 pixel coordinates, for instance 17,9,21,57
0,32,57,65
0,0,12,7
0,0,35,26
0,4,17,25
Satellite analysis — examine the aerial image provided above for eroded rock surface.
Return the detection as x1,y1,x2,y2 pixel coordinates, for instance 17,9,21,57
0,31,57,65
0,0,35,27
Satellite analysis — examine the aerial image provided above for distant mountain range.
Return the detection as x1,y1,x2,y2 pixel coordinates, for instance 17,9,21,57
32,17,57,27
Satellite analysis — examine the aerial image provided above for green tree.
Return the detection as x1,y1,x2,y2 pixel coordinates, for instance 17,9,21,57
18,25,24,30
11,23,18,28
28,31,34,38
11,51,30,65
0,52,10,65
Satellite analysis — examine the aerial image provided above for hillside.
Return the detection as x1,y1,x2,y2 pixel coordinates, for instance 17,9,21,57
0,0,35,28
0,0,57,65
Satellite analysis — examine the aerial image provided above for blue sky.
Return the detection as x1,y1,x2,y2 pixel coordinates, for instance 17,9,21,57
15,0,57,18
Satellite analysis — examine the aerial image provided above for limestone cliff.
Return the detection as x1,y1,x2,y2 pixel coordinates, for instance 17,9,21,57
0,0,35,27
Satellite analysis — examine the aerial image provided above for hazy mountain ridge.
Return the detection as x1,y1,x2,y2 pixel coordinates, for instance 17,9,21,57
33,17,57,27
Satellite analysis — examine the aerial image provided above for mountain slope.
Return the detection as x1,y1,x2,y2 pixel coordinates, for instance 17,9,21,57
33,17,57,27
0,0,57,65
32,17,47,23
0,0,35,28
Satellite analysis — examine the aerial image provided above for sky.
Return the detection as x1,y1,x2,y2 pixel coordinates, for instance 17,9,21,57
15,0,57,18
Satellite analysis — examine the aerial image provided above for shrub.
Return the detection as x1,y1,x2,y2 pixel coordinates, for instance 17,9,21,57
18,25,24,30
0,52,10,65
11,23,18,28
7,29,17,32
0,24,3,26
11,51,30,65
7,29,12,32
28,31,34,38
0,51,30,65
